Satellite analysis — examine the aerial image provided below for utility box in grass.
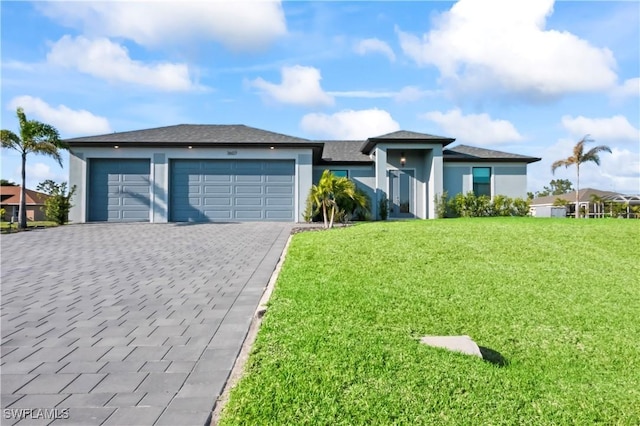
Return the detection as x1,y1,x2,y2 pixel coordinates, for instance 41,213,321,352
533,206,566,218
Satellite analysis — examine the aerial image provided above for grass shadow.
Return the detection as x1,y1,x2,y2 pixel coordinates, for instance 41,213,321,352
479,346,509,367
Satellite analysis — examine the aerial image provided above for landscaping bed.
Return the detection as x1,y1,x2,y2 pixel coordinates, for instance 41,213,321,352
219,218,640,425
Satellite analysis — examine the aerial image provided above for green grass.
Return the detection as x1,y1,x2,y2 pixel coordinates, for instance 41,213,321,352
220,218,640,425
0,221,58,232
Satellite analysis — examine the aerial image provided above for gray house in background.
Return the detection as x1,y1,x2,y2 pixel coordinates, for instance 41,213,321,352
66,125,540,223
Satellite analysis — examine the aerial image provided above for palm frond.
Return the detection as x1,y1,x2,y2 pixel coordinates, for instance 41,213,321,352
0,130,22,151
551,159,572,173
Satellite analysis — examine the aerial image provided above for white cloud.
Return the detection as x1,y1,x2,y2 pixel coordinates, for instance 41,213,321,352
14,162,67,189
421,108,523,145
300,109,400,139
250,65,334,107
394,86,435,103
612,77,640,99
38,1,286,51
47,36,200,92
397,0,618,98
561,115,640,142
8,96,111,136
354,38,396,62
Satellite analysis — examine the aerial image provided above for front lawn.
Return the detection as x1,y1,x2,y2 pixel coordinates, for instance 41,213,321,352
0,221,58,232
220,218,640,425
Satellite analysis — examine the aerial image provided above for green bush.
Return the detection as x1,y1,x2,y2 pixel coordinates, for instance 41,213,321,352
445,192,530,218
37,180,76,225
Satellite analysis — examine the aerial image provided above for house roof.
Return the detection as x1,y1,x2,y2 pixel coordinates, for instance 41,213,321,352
66,124,316,145
320,141,373,164
530,188,623,206
0,186,49,205
443,145,541,164
66,124,538,165
361,130,456,154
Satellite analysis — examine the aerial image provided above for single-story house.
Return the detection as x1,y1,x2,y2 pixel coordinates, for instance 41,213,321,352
0,186,50,222
66,125,541,223
530,188,640,218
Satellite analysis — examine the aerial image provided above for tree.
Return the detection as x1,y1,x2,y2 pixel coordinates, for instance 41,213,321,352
0,179,18,186
535,179,574,197
36,180,76,225
551,135,611,219
307,170,367,229
1,107,67,228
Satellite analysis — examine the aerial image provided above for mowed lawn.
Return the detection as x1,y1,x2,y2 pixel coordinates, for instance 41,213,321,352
220,218,640,425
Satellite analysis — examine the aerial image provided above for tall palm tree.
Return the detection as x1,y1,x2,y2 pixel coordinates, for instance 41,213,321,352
551,135,611,219
1,107,67,229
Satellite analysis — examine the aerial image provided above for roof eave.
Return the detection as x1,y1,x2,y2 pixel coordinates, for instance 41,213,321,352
361,137,456,155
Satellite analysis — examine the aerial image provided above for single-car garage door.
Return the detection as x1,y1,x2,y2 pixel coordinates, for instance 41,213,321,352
170,159,295,222
88,159,151,222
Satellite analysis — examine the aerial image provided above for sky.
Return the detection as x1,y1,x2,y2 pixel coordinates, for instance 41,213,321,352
1,0,639,194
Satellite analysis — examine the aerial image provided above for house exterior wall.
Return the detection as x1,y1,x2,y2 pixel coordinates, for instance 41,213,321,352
443,162,528,199
69,146,314,223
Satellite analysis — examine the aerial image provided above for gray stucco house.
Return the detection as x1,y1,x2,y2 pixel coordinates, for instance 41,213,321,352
66,125,540,223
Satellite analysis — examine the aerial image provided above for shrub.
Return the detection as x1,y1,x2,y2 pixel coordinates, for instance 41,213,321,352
447,192,530,218
434,191,448,218
378,196,389,220
36,180,76,225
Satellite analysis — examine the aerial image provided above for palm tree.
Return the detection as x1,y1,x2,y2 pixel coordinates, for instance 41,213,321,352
1,107,67,229
308,170,366,228
551,135,611,219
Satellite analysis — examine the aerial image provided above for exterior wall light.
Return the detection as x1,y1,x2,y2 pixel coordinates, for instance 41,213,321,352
270,146,275,150
114,145,119,149
400,152,406,167
188,146,193,149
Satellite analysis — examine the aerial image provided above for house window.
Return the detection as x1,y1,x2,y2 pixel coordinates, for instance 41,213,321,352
332,170,348,178
472,167,491,197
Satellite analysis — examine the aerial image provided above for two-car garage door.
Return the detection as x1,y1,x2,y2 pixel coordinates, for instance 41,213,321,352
170,159,295,222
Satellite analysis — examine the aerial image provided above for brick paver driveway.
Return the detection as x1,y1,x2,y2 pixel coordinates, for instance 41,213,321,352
1,223,293,425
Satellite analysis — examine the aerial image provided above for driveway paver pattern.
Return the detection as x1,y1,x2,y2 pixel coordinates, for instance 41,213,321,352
1,223,293,425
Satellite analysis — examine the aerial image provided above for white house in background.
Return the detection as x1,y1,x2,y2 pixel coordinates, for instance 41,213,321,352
530,188,640,218
66,125,541,223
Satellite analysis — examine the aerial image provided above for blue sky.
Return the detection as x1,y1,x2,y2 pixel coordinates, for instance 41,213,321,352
1,0,639,194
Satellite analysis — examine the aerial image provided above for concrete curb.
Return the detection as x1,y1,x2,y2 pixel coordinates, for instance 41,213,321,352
209,233,294,425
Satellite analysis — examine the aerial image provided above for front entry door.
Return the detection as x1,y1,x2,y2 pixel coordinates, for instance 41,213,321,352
389,169,415,218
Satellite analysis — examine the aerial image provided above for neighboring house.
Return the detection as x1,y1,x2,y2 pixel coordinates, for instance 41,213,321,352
530,188,640,217
0,186,50,222
66,125,541,223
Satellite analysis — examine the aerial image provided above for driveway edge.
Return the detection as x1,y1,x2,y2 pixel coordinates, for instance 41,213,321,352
208,233,294,425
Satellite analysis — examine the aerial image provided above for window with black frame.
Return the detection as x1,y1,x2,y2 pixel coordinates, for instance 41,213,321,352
472,167,491,197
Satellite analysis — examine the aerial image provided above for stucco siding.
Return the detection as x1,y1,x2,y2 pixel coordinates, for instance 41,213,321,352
443,166,469,197
494,165,527,198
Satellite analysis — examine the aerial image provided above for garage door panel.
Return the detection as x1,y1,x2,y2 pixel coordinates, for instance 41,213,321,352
204,175,232,182
89,159,150,222
265,186,293,194
265,210,294,219
204,197,232,206
266,197,293,206
203,210,232,220
171,159,295,222
235,186,263,194
235,197,263,206
204,185,231,194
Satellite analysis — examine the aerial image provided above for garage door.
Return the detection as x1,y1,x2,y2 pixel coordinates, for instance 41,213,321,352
170,160,295,222
88,159,151,222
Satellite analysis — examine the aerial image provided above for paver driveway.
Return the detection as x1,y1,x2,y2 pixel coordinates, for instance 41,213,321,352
1,223,293,426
